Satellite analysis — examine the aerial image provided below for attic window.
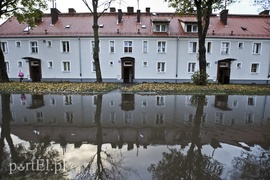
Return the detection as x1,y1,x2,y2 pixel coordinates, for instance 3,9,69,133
65,24,71,28
23,26,31,32
99,24,104,28
241,27,247,31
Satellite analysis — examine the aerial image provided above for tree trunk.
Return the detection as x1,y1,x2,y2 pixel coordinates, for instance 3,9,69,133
0,48,10,82
92,1,102,83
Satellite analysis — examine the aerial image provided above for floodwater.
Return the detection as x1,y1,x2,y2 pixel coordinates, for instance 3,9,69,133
0,92,269,179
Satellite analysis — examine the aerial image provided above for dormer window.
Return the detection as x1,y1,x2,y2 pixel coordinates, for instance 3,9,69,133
155,24,167,32
186,24,198,32
152,18,170,33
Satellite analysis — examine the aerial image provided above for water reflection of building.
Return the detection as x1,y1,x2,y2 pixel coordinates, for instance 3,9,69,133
1,93,270,150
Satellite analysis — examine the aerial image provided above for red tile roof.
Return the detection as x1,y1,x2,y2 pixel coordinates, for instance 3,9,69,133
0,11,269,39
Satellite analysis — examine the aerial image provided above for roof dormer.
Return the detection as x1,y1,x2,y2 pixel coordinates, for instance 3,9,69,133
179,17,198,33
151,18,170,33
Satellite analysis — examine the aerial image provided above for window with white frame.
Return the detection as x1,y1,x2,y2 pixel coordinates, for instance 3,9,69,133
64,95,72,105
65,112,74,124
15,41,21,47
157,41,166,53
236,62,242,69
156,96,165,106
188,41,197,53
221,42,230,54
143,40,148,53
62,61,70,72
157,62,166,73
206,42,212,53
252,42,262,54
30,41,38,53
0,42,8,53
5,61,10,71
124,41,132,53
156,113,165,125
17,61,23,67
109,40,115,53
143,61,148,67
238,42,244,49
91,40,100,53
92,61,96,72
61,41,70,53
188,62,196,73
155,24,167,32
186,24,198,32
48,61,53,68
250,63,259,73
46,40,52,47
247,96,255,107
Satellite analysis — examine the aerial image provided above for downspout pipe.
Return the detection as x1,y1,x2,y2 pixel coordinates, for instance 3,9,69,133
78,36,82,82
175,37,180,83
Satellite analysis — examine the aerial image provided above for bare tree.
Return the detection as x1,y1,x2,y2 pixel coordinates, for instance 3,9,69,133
82,0,114,83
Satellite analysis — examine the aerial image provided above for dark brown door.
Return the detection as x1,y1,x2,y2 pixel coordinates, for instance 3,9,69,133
29,60,42,82
217,61,231,84
121,57,135,83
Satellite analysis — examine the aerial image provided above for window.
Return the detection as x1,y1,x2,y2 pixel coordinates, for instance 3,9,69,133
143,61,148,67
215,112,224,125
48,61,53,68
157,62,166,73
92,61,96,72
35,112,44,123
17,61,23,67
30,41,38,53
109,40,115,53
156,114,165,125
245,113,254,125
62,61,70,72
247,96,255,106
252,42,262,54
0,42,8,53
109,61,114,66
46,40,52,47
186,24,198,32
157,41,166,53
188,62,196,73
206,42,212,53
188,41,197,53
141,112,148,124
61,41,70,52
5,61,10,71
65,112,73,124
236,62,242,69
250,63,259,73
124,41,132,53
15,41,21,47
156,96,165,106
64,95,72,105
221,42,230,54
155,24,167,32
143,40,148,53
238,42,244,49
91,40,100,53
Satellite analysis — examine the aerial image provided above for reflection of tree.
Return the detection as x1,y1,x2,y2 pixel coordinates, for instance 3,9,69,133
0,93,69,179
76,94,138,179
231,146,270,179
148,95,224,179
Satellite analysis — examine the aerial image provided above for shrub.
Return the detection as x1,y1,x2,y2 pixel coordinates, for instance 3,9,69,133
191,71,209,85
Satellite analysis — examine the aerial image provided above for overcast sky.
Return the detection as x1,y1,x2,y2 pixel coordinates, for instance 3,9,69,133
49,0,261,14
0,0,262,25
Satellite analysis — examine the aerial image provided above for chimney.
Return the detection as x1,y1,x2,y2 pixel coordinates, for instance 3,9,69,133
146,7,150,13
118,9,122,24
110,7,116,13
220,9,228,25
137,10,141,23
51,8,61,25
68,8,76,14
127,7,134,14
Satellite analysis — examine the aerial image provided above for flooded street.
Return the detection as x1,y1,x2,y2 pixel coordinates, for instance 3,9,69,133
0,92,269,179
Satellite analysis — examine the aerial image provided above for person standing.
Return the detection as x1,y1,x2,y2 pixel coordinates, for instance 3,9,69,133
18,70,24,82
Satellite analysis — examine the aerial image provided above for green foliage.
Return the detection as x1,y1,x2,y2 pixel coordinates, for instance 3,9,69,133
191,70,209,85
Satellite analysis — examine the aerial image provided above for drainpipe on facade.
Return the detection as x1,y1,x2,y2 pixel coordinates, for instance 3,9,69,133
175,37,180,83
78,36,82,82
